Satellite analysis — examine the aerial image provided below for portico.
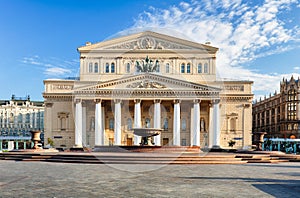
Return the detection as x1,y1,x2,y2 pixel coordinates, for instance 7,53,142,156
43,31,253,150
73,97,220,147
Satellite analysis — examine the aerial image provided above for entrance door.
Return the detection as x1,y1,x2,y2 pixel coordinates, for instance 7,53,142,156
109,138,114,146
163,138,169,146
127,138,133,146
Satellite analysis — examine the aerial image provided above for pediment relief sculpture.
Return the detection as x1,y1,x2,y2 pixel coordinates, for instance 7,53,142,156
105,36,192,50
126,80,166,89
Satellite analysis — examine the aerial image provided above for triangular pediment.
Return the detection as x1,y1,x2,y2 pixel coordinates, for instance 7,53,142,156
78,31,218,53
75,73,220,92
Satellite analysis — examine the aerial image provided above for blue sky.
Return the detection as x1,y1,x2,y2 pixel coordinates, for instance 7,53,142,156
0,0,300,101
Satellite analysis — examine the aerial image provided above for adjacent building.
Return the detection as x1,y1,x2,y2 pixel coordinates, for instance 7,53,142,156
0,95,44,150
252,76,300,139
43,31,253,150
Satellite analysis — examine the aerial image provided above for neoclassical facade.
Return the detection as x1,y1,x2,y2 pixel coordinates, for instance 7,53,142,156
0,95,44,150
253,76,300,139
43,31,253,149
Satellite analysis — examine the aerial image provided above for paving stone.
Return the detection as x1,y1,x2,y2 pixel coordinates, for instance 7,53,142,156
0,160,300,197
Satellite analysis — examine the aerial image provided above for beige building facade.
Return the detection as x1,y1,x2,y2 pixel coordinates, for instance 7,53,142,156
43,31,253,149
253,76,300,139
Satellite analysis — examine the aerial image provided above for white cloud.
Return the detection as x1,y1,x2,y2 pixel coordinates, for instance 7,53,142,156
123,0,300,98
20,56,78,77
45,67,72,76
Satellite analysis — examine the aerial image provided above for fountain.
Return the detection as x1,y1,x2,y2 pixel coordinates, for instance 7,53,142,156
30,130,42,149
133,128,162,146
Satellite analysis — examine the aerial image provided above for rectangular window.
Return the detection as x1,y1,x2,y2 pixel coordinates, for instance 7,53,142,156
88,63,93,73
204,63,208,73
94,63,98,73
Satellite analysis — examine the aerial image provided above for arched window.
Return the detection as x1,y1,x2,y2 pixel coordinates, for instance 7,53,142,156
156,64,160,72
109,118,114,129
105,63,109,73
94,63,99,73
197,63,202,73
187,63,191,73
163,118,168,130
165,63,170,73
181,63,185,73
18,114,22,123
145,118,151,128
181,119,186,131
111,63,115,73
88,63,93,73
127,118,132,130
126,63,131,73
204,63,208,73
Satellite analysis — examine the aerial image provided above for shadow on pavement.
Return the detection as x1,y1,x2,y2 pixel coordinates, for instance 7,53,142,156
176,176,300,197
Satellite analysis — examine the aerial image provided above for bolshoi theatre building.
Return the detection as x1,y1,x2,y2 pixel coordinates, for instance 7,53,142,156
43,31,253,150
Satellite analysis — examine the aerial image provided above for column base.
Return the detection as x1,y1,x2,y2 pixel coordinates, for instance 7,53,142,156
70,146,84,152
209,145,223,152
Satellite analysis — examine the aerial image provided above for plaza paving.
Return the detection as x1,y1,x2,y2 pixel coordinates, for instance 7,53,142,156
0,157,300,197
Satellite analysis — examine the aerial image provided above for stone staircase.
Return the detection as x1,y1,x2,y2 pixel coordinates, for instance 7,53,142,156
1,151,300,165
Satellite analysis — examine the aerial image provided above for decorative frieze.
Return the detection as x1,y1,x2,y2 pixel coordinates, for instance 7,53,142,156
105,36,192,50
224,85,244,92
52,85,73,90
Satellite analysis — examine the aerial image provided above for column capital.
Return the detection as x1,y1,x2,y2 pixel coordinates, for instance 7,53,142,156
94,99,102,104
243,103,251,108
75,99,82,104
173,99,181,104
134,99,141,104
212,99,220,104
154,99,161,104
114,99,122,104
193,99,201,104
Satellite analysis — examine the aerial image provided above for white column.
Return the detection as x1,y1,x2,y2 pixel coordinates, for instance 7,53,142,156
190,106,194,146
192,100,200,146
82,104,87,147
154,99,161,146
95,99,104,146
173,100,181,146
45,103,53,146
102,106,106,145
75,99,83,147
212,100,220,148
114,100,122,145
134,99,141,145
